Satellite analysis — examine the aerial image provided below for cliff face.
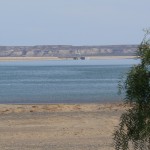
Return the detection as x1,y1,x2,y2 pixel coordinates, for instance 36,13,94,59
0,45,137,57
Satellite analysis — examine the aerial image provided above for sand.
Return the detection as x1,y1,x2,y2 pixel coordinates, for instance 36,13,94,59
0,57,63,61
0,103,130,150
0,56,136,61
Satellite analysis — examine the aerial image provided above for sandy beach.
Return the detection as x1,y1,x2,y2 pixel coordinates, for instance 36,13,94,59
0,57,63,61
0,103,130,150
0,56,136,61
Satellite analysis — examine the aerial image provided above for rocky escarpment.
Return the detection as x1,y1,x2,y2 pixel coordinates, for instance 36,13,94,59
0,45,138,57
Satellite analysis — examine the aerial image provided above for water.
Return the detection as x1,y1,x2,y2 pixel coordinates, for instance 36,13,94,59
0,59,140,104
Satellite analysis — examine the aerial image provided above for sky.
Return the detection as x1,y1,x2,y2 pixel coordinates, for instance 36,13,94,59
0,0,150,46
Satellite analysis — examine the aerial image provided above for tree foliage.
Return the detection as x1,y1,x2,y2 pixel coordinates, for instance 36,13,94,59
114,30,150,150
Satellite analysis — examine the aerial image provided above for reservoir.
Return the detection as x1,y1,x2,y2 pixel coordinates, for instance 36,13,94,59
0,59,139,104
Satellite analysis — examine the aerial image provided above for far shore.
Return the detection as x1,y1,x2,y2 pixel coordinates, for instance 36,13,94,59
0,56,137,61
0,103,130,150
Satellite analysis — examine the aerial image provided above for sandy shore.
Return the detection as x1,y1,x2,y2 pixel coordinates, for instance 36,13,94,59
0,56,136,61
0,57,63,61
0,103,130,150
87,56,136,60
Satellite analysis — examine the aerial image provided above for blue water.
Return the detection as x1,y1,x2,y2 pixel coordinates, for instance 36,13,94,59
0,59,140,104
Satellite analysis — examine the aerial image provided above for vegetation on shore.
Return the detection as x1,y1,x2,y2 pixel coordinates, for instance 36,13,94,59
114,30,150,150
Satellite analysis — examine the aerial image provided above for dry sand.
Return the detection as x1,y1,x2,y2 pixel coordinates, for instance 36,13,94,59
0,57,63,61
0,103,130,150
0,56,136,61
87,56,136,60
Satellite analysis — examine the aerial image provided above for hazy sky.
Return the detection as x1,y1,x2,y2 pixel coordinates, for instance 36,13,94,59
0,0,150,46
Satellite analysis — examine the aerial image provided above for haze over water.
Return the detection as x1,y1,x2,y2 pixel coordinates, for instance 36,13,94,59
0,59,139,104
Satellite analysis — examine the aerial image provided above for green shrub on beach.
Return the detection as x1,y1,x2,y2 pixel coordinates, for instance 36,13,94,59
114,30,150,150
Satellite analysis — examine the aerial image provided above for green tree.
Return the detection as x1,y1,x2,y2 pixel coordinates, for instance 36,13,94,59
114,30,150,150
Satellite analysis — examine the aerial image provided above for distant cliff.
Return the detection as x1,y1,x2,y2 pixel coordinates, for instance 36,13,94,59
0,45,138,57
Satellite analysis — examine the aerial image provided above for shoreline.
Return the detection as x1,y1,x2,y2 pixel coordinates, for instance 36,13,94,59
0,103,128,150
0,56,136,61
0,103,129,115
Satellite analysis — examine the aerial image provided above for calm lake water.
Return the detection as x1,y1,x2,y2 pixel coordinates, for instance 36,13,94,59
0,59,140,104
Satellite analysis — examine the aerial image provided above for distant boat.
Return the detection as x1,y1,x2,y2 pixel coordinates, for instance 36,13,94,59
73,56,87,60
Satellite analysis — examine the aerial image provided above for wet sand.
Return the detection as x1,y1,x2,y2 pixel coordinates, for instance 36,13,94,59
0,103,130,150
